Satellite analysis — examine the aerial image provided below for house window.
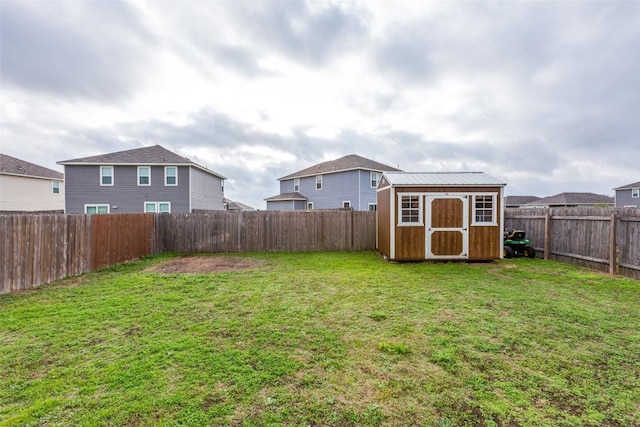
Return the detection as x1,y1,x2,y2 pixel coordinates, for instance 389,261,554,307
368,203,377,211
221,180,224,193
399,194,422,225
165,167,177,186
632,188,639,198
473,194,496,224
293,178,300,192
371,172,381,188
145,202,171,213
52,181,60,194
85,204,109,214
307,202,314,210
343,201,351,209
316,175,322,190
138,166,151,186
100,166,113,186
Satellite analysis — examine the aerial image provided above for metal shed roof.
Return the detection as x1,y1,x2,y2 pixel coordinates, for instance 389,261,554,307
382,171,506,186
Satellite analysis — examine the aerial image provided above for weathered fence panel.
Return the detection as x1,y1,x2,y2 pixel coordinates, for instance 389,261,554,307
155,211,376,253
91,214,156,271
505,208,640,279
0,214,92,293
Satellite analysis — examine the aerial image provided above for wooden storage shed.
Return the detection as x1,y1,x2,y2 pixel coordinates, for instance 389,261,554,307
377,172,506,261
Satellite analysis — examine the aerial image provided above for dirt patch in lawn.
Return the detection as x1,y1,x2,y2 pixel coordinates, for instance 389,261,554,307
144,256,266,274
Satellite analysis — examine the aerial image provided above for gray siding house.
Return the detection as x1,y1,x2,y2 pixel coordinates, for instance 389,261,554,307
58,145,226,214
265,154,400,211
614,181,640,208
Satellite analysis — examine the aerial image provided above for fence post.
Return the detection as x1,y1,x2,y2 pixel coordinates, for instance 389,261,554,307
544,212,551,260
609,211,617,275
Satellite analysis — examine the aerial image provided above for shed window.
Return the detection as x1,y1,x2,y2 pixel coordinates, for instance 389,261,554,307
316,175,322,190
632,188,639,198
399,194,422,225
138,166,150,186
100,166,113,186
294,178,300,192
473,194,496,225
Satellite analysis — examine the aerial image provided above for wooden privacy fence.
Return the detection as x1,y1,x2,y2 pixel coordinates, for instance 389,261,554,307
0,214,156,294
505,208,640,279
155,210,376,253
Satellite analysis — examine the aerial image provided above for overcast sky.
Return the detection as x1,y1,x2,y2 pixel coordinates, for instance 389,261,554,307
1,0,638,209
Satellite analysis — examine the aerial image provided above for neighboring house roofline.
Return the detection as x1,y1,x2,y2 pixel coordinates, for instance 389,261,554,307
278,154,400,181
613,181,640,190
1,153,64,180
57,144,226,179
264,192,307,201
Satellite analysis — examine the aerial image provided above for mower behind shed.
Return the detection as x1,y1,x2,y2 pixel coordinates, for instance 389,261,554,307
503,229,536,259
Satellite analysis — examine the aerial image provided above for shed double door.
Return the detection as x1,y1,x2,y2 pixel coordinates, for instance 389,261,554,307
425,195,469,259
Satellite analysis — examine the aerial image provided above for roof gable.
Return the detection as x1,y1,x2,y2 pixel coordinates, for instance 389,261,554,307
57,145,225,179
279,154,400,181
614,181,640,190
0,154,63,180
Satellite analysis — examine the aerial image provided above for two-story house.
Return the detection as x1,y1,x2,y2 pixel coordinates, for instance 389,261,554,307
265,154,400,211
58,145,226,214
614,181,640,208
0,154,65,213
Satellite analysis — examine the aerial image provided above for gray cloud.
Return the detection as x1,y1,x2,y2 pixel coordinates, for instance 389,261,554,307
1,1,156,100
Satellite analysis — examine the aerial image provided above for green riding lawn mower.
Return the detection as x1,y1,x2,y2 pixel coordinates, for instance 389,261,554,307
503,228,536,259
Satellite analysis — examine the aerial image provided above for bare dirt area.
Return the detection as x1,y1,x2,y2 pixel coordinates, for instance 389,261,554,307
144,256,266,274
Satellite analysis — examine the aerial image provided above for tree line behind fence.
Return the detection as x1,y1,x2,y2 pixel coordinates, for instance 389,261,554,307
1,208,638,293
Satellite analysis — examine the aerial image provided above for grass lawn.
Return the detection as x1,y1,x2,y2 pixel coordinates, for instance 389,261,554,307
1,252,639,426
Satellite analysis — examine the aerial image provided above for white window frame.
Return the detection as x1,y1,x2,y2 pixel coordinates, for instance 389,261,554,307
164,166,178,186
221,179,224,193
307,202,314,210
84,204,110,215
52,181,60,194
472,193,498,225
316,175,322,190
293,178,300,192
632,188,639,198
398,193,423,226
138,166,151,186
370,172,381,188
368,203,377,211
343,201,351,209
145,201,171,213
100,166,113,186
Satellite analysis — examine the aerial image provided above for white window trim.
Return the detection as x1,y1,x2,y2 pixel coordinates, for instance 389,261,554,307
164,166,178,186
370,172,381,188
307,202,314,210
221,179,224,193
398,193,423,226
471,193,498,226
84,204,110,214
343,201,351,209
368,203,377,211
293,178,300,192
316,175,322,190
100,166,114,186
52,181,60,194
137,166,151,186
632,188,639,198
145,201,171,213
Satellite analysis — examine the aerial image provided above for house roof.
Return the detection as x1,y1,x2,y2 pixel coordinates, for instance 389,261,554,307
382,171,506,187
525,192,614,206
57,144,226,179
279,154,400,181
505,195,541,206
614,181,640,190
0,154,63,180
264,192,307,202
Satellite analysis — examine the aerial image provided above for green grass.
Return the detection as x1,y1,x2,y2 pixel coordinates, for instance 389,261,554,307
1,252,639,426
